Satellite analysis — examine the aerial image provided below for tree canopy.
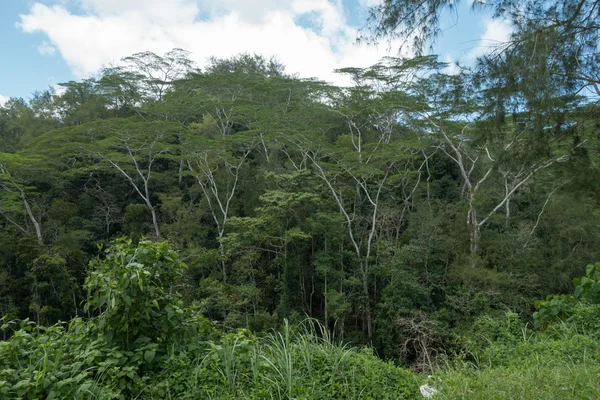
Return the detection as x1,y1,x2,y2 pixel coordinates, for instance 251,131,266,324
1,10,600,383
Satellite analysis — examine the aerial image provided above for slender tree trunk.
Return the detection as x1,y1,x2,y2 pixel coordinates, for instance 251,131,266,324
362,265,373,341
149,206,161,239
143,177,161,238
468,193,479,256
179,159,185,185
21,190,42,244
106,149,162,239
219,242,227,283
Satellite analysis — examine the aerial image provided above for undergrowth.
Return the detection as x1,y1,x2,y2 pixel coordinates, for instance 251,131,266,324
2,240,600,399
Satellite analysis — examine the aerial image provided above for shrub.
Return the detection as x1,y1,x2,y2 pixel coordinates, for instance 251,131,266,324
1,240,421,399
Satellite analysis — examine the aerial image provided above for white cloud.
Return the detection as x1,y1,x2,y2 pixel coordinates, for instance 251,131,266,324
0,95,9,106
442,55,461,75
38,40,56,56
79,0,200,23
17,0,407,86
466,18,512,61
52,84,67,96
198,0,290,23
480,19,512,45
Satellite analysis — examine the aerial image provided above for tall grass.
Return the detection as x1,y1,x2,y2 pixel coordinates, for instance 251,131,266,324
194,318,419,399
432,313,600,400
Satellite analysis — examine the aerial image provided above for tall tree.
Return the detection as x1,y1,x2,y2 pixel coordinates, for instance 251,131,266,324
185,120,256,282
93,119,178,238
121,48,196,103
288,58,433,340
0,154,45,243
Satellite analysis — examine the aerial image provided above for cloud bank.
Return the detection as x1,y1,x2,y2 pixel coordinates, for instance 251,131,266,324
467,18,512,60
17,0,407,85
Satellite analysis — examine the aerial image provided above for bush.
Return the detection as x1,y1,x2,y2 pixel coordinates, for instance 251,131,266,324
435,319,600,399
0,240,422,399
190,320,421,399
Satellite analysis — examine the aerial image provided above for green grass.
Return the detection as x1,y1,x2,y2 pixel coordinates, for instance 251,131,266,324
169,319,420,399
3,315,600,399
432,314,600,400
436,361,600,399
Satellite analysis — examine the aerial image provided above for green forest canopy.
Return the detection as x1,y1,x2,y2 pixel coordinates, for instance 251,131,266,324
1,0,600,370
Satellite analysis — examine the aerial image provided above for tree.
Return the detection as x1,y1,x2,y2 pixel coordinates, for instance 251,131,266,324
0,97,59,150
121,48,196,103
206,53,286,77
0,154,45,243
221,170,319,316
289,58,433,340
83,177,122,236
55,79,110,125
407,63,581,257
363,0,600,126
97,67,144,113
184,122,256,282
93,119,179,238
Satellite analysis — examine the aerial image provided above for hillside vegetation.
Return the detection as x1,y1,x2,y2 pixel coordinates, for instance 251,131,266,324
2,239,600,398
2,0,600,397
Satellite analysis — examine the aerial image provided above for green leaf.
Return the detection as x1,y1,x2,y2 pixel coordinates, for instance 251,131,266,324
586,263,595,275
144,349,156,364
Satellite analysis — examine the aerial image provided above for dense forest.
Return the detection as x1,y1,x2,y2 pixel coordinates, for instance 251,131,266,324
2,0,600,398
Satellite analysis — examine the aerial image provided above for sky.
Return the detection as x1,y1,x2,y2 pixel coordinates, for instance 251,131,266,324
0,0,512,105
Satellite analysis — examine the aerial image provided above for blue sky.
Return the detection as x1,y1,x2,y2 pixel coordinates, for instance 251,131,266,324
1,0,72,100
0,0,509,102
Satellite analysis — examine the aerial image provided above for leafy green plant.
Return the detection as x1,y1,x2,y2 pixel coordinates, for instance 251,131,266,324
533,294,576,329
574,262,600,304
534,262,600,330
1,239,215,399
0,318,99,399
85,238,208,352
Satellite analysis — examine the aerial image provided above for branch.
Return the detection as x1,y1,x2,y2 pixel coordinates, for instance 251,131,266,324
0,209,28,234
524,183,565,248
305,150,362,259
477,153,572,228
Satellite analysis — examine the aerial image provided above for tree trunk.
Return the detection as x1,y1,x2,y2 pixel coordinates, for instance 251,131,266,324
179,159,185,185
362,266,373,341
149,206,161,239
469,222,480,256
468,194,479,256
220,245,227,283
21,191,42,244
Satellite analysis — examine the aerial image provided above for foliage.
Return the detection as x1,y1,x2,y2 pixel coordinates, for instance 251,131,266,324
0,240,214,399
574,261,600,303
534,261,600,330
179,320,420,399
0,241,422,399
84,238,204,351
533,294,576,329
435,309,600,399
2,8,600,394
